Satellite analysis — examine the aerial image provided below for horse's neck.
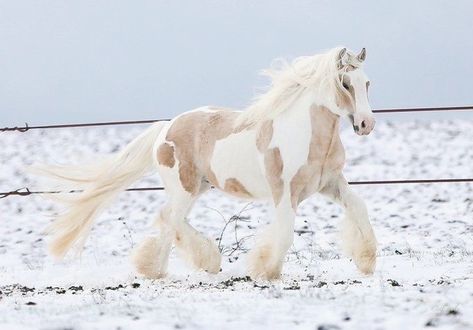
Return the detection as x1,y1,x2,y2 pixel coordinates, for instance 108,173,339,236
285,94,341,141
269,96,343,173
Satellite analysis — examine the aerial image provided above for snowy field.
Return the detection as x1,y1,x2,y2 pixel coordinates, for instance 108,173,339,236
1,119,472,330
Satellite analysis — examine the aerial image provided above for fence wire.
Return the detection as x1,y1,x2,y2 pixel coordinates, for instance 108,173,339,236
2,178,473,199
0,104,472,199
1,105,472,132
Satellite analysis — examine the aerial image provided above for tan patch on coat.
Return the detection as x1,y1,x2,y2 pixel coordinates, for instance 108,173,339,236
223,178,252,199
264,147,284,206
256,120,283,206
290,105,345,209
178,163,198,194
256,120,273,152
233,121,254,134
157,143,175,168
290,166,314,209
165,110,239,195
207,106,253,134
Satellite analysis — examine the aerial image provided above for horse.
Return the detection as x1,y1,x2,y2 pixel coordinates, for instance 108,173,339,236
39,47,377,280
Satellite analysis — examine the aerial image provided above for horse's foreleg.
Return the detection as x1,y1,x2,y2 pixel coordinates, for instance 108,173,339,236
321,175,377,274
248,195,295,280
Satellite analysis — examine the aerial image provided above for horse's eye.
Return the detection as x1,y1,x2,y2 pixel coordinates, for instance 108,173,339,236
343,83,349,90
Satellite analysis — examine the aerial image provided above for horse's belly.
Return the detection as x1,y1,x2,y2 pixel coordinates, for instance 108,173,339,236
210,130,270,200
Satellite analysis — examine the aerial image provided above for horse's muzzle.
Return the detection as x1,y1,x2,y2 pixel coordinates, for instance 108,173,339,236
352,114,375,135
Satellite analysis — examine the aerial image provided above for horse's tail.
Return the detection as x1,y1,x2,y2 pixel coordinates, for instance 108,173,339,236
41,121,167,258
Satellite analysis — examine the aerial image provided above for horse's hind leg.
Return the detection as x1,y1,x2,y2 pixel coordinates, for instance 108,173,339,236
321,174,377,274
168,186,221,273
132,183,221,277
132,203,174,278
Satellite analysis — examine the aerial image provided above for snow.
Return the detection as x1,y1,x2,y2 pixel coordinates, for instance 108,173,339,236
1,119,472,329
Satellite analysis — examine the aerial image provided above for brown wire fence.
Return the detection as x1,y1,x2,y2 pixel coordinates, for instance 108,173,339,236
1,105,473,132
1,105,472,199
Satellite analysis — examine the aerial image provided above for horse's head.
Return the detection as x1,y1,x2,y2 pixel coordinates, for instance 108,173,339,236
336,48,374,136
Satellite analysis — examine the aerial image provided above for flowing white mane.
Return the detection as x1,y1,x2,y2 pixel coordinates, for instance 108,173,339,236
236,47,361,127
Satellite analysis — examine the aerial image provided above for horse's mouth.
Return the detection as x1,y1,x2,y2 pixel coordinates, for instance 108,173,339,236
348,114,374,135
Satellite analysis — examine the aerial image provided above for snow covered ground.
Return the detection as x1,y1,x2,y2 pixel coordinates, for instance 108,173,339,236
1,119,472,330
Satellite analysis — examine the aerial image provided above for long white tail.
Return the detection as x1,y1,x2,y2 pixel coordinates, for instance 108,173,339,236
40,121,167,258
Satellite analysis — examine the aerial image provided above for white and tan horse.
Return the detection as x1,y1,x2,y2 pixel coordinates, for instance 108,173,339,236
41,47,377,280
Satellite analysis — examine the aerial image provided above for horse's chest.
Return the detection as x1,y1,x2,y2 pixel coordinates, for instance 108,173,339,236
289,106,346,206
306,135,345,185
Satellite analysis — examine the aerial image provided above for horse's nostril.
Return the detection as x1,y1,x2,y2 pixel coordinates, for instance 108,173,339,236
361,120,366,128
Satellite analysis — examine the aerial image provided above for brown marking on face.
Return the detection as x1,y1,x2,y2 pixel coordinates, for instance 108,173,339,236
157,143,175,168
264,147,284,206
336,75,356,113
165,110,239,195
256,120,273,152
289,105,345,209
336,89,354,113
223,178,253,199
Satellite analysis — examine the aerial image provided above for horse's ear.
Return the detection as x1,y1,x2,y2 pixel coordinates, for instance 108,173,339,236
338,48,349,68
357,48,367,62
